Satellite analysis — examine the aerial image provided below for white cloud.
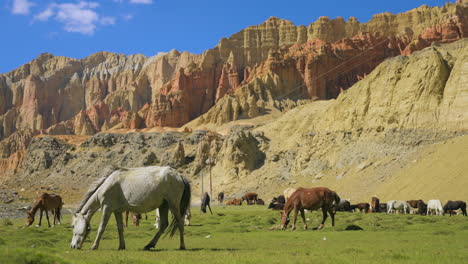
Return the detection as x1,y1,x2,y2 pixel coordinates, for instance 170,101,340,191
122,14,134,21
33,2,118,35
12,0,35,15
34,7,54,21
130,0,153,4
55,2,100,35
100,16,116,25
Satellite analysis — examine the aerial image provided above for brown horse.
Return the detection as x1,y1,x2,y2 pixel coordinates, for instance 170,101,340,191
26,192,63,227
351,203,370,213
407,200,423,214
242,192,258,205
281,187,340,230
125,211,147,227
225,198,242,205
371,197,380,213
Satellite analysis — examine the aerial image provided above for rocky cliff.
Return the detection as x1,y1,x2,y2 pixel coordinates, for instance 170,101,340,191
1,39,467,203
0,2,466,144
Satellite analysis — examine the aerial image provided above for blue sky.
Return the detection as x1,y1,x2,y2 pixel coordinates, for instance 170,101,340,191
1,0,456,73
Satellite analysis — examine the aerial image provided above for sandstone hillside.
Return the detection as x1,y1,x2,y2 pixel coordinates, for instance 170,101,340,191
1,38,466,205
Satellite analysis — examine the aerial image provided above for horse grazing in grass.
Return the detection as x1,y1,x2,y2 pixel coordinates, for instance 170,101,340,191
225,198,242,205
387,200,410,214
70,166,191,251
371,197,380,213
242,192,258,205
271,195,286,204
26,192,63,227
427,199,444,216
201,192,213,214
443,201,467,216
125,211,148,227
281,187,340,230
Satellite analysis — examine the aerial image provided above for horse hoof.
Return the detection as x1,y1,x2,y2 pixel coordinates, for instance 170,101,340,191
35,225,41,228
143,246,152,251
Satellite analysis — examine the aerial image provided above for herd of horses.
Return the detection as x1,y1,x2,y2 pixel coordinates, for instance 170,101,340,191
21,166,467,251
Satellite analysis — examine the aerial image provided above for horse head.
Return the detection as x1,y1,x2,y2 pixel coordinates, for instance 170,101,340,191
70,213,91,249
25,211,34,226
280,211,290,230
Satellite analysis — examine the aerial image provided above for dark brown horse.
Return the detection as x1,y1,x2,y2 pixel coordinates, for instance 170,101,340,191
351,203,370,213
371,197,380,213
242,192,258,205
26,193,63,227
281,187,340,230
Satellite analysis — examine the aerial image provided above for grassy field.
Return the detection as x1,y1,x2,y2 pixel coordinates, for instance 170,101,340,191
1,205,467,264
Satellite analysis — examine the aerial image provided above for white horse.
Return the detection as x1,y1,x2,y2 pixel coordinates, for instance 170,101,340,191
70,166,191,251
387,200,410,214
284,188,297,202
427,199,444,216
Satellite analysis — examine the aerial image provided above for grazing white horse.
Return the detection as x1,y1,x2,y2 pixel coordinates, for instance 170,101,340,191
387,200,410,214
427,200,444,216
284,188,297,202
70,166,191,251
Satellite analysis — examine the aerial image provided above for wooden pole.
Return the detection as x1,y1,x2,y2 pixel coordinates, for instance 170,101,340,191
209,164,213,201
201,168,204,199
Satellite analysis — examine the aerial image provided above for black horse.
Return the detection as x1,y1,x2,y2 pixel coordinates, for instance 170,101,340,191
417,200,427,215
267,202,284,210
201,192,213,214
217,192,225,203
271,195,286,204
334,200,351,212
443,200,467,216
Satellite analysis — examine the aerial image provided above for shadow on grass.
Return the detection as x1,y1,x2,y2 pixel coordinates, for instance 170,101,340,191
144,247,240,252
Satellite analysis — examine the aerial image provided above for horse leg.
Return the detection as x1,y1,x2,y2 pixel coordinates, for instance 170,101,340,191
208,204,213,215
45,210,51,227
125,211,129,227
57,207,62,225
328,207,336,227
91,206,112,250
300,209,307,230
114,212,126,250
37,209,43,227
144,203,169,250
291,207,298,231
318,207,328,230
53,209,57,226
169,203,186,250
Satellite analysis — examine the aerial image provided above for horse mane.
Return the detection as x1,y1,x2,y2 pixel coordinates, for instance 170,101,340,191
75,165,119,213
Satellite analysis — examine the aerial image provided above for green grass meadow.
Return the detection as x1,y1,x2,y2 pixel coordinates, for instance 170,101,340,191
1,206,467,264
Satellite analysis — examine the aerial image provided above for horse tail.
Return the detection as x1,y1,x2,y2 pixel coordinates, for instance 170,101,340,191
168,176,191,237
332,191,341,205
